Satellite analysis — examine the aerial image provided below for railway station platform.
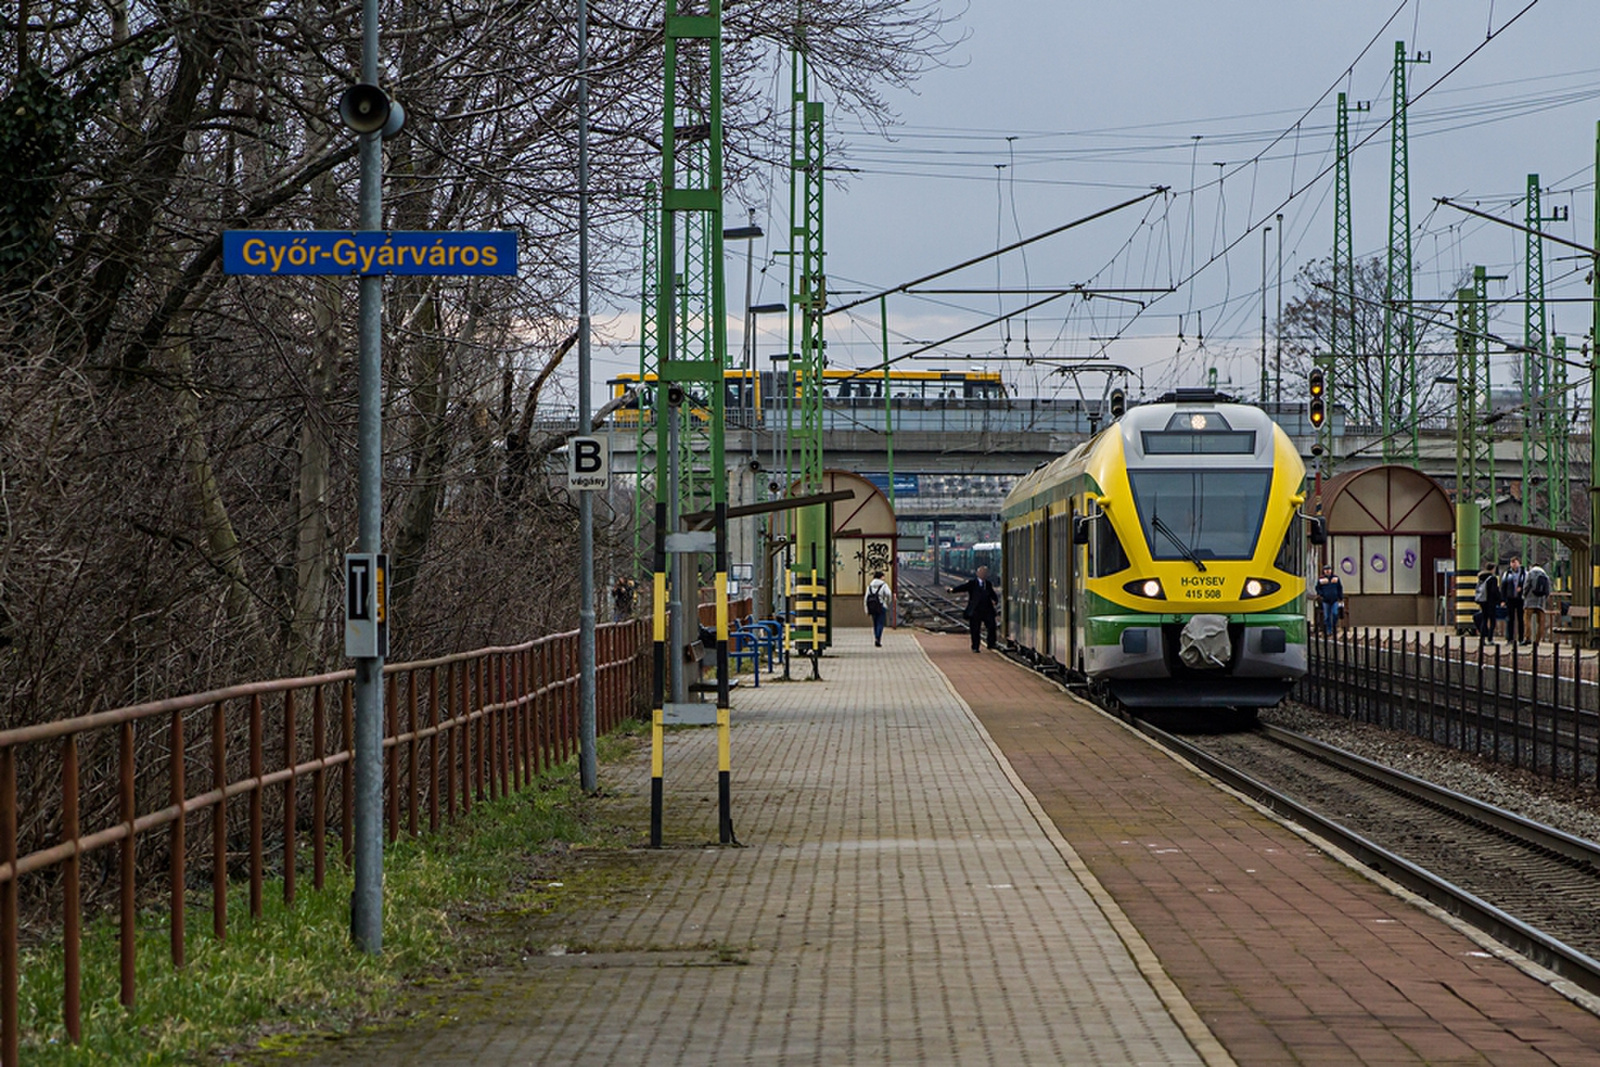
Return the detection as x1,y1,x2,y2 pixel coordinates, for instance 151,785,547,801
289,629,1600,1065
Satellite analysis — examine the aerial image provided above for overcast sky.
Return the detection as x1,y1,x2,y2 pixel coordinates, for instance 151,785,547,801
589,0,1600,409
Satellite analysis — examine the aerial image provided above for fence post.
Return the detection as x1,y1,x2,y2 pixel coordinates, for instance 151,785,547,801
63,736,81,1042
429,667,441,834
119,720,136,1007
385,674,399,841
170,709,186,968
249,693,264,919
407,673,419,837
284,690,297,905
313,687,327,891
1,746,16,1067
214,700,229,939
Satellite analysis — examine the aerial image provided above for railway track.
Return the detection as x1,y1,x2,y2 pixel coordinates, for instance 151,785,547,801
896,566,970,633
1138,721,1600,998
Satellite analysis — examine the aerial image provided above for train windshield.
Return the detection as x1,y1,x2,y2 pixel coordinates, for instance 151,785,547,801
1127,470,1271,561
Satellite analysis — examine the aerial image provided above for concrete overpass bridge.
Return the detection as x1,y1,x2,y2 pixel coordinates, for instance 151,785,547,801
569,398,1591,582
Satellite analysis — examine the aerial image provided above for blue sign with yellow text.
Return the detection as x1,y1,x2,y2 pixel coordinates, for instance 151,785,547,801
223,230,517,276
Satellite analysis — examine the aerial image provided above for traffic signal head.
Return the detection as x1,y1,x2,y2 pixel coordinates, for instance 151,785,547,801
1109,387,1127,419
1308,367,1325,397
1308,367,1326,427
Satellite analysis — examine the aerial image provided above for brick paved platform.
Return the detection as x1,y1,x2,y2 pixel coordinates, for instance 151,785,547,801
289,629,1220,1065
924,631,1600,1065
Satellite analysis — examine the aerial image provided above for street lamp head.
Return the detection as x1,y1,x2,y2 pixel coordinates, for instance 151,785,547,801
724,225,764,241
751,303,787,315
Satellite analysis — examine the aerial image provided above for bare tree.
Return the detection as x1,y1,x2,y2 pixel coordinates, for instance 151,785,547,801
0,0,961,731
1278,255,1455,430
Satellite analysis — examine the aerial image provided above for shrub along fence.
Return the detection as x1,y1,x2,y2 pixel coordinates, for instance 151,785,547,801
1296,628,1600,789
0,619,652,1064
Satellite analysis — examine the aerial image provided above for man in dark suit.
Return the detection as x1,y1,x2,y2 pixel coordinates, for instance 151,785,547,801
950,565,1000,652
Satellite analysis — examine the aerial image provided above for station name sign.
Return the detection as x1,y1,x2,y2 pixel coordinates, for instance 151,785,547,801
223,230,518,276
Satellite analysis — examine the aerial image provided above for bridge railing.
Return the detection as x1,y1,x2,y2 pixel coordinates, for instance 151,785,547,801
0,619,652,1063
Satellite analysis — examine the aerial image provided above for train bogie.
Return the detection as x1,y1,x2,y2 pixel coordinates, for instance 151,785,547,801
1000,391,1310,716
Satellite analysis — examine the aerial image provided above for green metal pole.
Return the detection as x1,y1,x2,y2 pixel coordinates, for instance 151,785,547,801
1383,42,1426,462
1590,120,1600,638
1330,91,1353,463
882,296,894,509
1454,286,1480,632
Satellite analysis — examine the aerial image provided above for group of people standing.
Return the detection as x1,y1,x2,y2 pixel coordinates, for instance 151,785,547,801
1474,555,1552,645
1316,556,1555,647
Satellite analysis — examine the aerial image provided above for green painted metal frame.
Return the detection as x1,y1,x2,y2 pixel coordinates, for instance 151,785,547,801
1328,91,1358,464
650,1,733,847
634,182,660,579
1383,41,1427,462
785,18,831,652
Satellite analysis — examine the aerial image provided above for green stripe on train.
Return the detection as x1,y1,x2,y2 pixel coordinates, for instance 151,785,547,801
1084,611,1307,647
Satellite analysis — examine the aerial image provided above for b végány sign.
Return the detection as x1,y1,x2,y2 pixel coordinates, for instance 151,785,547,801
223,230,517,276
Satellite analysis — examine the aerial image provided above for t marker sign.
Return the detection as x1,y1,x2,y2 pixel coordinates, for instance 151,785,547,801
344,553,389,658
568,436,609,491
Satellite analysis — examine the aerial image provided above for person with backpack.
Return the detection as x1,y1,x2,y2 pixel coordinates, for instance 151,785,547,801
864,570,894,647
1501,557,1527,644
1474,567,1500,641
1524,563,1551,645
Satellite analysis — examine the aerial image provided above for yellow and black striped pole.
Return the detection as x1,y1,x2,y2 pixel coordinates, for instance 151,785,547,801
650,501,668,847
714,501,735,844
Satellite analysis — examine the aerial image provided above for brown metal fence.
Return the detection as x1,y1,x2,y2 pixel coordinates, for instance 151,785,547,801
1297,628,1600,790
0,619,651,1064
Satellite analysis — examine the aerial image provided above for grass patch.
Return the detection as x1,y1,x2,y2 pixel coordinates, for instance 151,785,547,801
17,722,651,1064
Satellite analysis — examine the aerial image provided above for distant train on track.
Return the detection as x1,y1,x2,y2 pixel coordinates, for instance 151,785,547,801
1000,389,1322,718
938,542,1000,581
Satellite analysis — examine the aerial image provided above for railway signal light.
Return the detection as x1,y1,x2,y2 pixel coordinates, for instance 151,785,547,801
1308,368,1326,428
1109,387,1126,419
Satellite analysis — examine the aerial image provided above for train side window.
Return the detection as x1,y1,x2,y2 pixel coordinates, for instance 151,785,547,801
1090,508,1130,578
1274,518,1305,577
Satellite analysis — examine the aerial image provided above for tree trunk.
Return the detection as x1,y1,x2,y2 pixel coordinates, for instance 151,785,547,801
389,290,461,614
167,316,268,666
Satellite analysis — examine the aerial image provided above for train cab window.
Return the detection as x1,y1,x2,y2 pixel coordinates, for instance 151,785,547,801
1274,516,1305,577
1089,506,1130,577
1129,470,1272,561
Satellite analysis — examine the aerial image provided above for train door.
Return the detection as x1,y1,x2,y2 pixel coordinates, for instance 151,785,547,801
1072,497,1088,674
1038,509,1051,658
1050,500,1071,669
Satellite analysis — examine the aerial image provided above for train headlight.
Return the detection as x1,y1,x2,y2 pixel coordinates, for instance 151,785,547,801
1123,577,1166,600
1239,578,1281,600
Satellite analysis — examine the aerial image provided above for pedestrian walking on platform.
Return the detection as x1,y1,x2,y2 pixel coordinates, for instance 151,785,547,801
864,571,893,647
1501,557,1527,644
951,566,1000,652
1313,565,1343,637
1474,567,1500,642
1524,563,1551,645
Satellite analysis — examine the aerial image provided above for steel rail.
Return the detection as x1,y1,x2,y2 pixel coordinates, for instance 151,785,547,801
1135,719,1600,999
1261,724,1600,870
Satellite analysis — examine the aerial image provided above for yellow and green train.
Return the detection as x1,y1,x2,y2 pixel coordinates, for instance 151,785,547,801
1000,389,1321,713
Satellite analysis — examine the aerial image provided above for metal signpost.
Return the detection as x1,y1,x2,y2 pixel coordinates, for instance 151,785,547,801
222,4,516,951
